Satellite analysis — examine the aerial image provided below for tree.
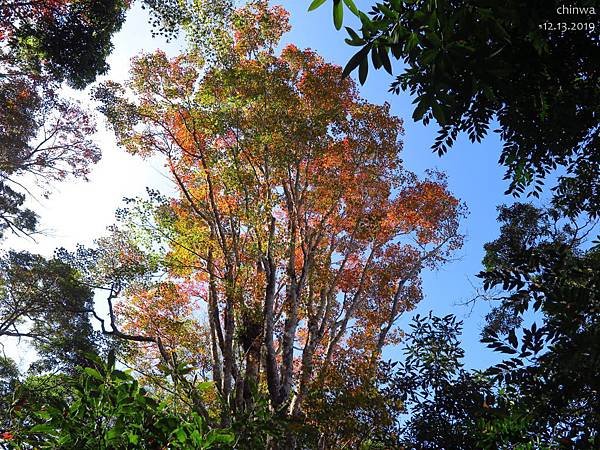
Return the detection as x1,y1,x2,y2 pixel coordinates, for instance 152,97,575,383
369,206,600,449
0,0,227,238
141,0,234,64
94,1,465,438
298,354,405,448
1,0,129,88
0,251,102,373
298,312,498,449
477,203,600,447
0,0,241,86
0,0,112,238
0,356,19,433
311,0,600,214
0,75,100,237
390,313,497,449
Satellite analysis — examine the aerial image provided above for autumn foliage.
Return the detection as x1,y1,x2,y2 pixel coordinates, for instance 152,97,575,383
96,0,465,437
2,0,598,448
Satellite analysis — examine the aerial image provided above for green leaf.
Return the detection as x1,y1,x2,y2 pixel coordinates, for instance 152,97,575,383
412,97,430,121
69,398,82,414
29,424,56,434
379,46,393,74
345,26,362,42
358,11,373,30
82,352,102,366
204,430,235,446
308,0,327,11
342,44,371,78
197,381,214,391
175,428,187,443
390,43,403,59
431,100,447,124
378,4,397,19
84,367,104,381
36,410,52,420
406,32,420,52
358,57,368,85
333,0,344,30
58,434,73,445
343,0,359,16
106,426,124,442
371,48,382,69
190,430,203,445
345,38,365,47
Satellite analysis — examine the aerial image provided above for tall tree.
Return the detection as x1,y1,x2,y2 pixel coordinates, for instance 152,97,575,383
362,206,600,448
390,313,496,449
95,1,465,433
311,0,600,213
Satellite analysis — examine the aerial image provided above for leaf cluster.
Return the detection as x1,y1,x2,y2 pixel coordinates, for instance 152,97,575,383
0,251,104,374
5,353,235,449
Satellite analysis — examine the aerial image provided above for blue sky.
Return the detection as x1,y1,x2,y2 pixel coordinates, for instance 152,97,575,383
3,1,549,370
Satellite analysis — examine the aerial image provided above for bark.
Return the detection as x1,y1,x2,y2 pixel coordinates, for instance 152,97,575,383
207,250,224,394
263,217,281,405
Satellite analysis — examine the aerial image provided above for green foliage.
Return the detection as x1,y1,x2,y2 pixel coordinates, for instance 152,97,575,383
5,354,235,449
226,388,286,449
0,182,37,239
385,205,598,449
379,300,599,448
300,358,404,448
141,0,234,64
2,0,129,88
365,205,600,449
390,313,497,448
312,0,600,213
0,357,20,432
477,203,600,447
0,251,103,373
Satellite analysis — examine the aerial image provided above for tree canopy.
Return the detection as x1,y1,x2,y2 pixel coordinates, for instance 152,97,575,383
478,203,600,447
1,0,130,88
0,251,101,373
0,75,100,237
312,0,600,214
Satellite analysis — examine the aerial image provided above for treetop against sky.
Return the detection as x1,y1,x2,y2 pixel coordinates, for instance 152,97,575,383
2,0,514,371
1,0,598,448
